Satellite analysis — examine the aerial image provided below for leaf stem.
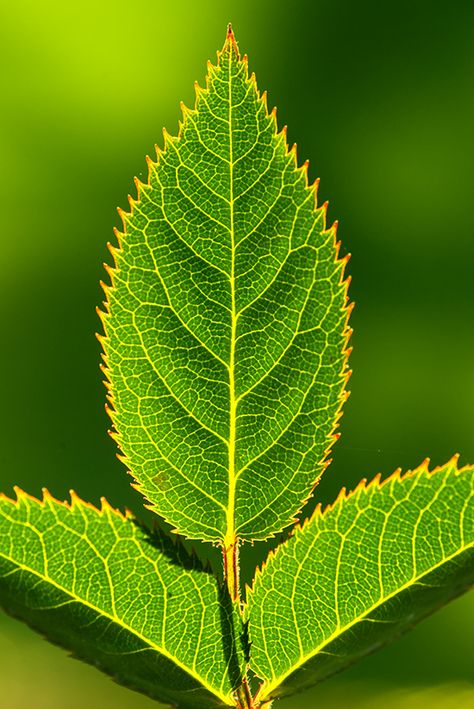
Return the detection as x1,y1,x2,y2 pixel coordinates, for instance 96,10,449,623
223,541,240,602
236,678,256,709
223,543,258,709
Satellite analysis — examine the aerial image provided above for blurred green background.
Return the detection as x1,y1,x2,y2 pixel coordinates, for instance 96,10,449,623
1,0,473,706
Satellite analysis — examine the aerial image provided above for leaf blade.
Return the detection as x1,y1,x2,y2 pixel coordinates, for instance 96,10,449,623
0,490,244,708
246,458,474,701
101,29,350,544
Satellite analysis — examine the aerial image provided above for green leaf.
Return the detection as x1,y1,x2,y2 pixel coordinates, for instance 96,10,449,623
246,457,474,702
0,490,245,709
99,29,350,545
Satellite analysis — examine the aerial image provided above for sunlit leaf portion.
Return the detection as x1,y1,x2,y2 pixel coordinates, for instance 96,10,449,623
247,458,474,702
0,490,245,709
99,28,350,544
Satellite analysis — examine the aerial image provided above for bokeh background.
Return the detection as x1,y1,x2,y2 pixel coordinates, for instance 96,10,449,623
1,0,473,707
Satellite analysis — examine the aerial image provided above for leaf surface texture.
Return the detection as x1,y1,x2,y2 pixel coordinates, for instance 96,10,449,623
247,458,474,701
101,31,349,544
0,490,245,708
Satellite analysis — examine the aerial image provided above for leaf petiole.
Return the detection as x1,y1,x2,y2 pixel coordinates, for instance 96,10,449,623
223,542,240,604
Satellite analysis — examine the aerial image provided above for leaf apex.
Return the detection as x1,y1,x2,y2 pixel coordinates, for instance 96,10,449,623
224,23,240,57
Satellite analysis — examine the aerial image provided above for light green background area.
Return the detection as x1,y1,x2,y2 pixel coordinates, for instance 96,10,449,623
0,0,473,707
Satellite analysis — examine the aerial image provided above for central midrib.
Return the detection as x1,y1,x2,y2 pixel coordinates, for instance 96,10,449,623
225,41,237,551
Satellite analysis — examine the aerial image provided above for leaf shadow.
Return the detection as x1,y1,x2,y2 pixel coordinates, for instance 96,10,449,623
132,518,246,691
218,582,248,690
131,517,215,574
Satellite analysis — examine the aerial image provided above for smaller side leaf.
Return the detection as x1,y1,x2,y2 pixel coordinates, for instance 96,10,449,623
0,490,245,709
246,457,474,702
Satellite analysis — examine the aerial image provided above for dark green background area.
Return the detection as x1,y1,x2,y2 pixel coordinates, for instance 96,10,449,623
0,0,472,707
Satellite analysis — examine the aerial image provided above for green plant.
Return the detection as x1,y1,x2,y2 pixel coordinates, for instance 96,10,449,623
0,26,472,709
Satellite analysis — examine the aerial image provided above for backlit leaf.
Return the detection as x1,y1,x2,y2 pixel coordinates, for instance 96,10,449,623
246,457,474,702
99,28,350,545
0,490,245,709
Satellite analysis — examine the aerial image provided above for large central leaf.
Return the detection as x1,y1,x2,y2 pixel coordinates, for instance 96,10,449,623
100,29,350,544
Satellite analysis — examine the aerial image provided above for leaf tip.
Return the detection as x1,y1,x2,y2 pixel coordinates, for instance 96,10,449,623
225,22,239,53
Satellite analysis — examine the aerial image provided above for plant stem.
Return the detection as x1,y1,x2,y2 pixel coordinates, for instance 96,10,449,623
236,678,255,709
223,541,240,602
223,542,258,709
